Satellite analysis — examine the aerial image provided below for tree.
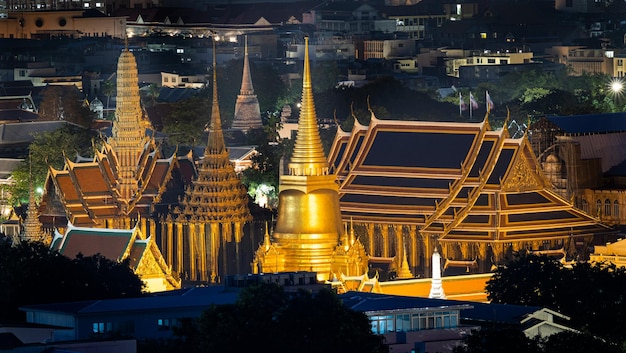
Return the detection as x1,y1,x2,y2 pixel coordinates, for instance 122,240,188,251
8,124,98,205
190,282,388,353
541,331,622,353
486,253,626,344
455,328,622,353
38,86,95,128
453,327,542,353
101,78,116,113
486,253,566,310
0,239,144,321
161,93,210,147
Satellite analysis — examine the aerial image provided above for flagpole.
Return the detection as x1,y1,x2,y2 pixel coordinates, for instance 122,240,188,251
459,92,462,116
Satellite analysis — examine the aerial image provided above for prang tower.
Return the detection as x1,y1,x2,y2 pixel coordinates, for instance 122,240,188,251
174,41,252,283
231,36,262,132
252,37,367,281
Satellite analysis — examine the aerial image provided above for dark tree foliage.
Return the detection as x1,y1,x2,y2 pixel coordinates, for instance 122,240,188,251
39,85,95,128
161,93,210,147
314,76,458,125
542,331,622,353
486,253,565,310
0,239,144,321
8,123,98,205
166,282,388,353
455,328,622,353
454,327,542,353
486,253,626,343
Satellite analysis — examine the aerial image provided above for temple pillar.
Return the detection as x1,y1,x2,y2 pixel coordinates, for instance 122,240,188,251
198,222,207,282
365,223,375,256
210,222,219,283
461,242,470,259
188,220,196,281
477,242,489,272
165,216,173,268
176,222,183,278
409,225,419,275
393,225,402,270
234,221,243,276
222,223,232,279
381,225,389,258
423,235,433,278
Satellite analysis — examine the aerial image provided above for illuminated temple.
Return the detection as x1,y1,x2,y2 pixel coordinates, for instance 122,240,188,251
327,113,613,277
41,43,253,285
37,37,613,289
252,37,368,281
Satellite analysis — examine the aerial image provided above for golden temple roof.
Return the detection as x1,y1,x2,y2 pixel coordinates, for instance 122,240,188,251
327,115,612,243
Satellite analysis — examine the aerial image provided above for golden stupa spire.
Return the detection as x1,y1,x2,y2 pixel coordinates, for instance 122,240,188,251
288,37,329,177
207,38,225,154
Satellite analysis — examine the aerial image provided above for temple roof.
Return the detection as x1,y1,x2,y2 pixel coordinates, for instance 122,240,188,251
327,115,611,242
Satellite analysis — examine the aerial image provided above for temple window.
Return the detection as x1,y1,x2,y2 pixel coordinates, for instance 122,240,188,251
582,199,588,213
614,200,620,218
605,199,611,216
596,200,602,215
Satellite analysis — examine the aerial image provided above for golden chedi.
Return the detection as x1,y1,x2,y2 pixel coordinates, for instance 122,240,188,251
253,37,364,281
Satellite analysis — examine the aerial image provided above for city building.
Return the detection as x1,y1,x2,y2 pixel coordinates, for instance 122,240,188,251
0,9,127,39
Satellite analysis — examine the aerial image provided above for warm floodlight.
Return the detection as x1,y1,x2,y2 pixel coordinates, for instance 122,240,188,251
609,78,625,97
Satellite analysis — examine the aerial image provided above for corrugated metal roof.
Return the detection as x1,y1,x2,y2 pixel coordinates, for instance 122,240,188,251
21,286,240,315
548,112,626,134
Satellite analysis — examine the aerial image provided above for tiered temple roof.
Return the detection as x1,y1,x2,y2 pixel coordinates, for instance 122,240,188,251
51,223,180,292
327,114,612,254
44,47,192,228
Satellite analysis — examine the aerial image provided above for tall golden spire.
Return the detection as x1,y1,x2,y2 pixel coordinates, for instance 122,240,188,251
263,36,344,282
207,38,225,154
288,37,329,177
109,44,146,202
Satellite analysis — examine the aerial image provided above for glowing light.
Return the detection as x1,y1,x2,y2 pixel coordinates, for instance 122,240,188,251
609,78,625,100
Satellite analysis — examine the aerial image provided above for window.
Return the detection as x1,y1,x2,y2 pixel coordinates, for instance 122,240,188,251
582,199,589,213
157,318,170,330
605,199,611,216
480,32,487,39
92,322,112,334
618,59,624,66
614,200,620,218
488,59,496,64
596,200,602,215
